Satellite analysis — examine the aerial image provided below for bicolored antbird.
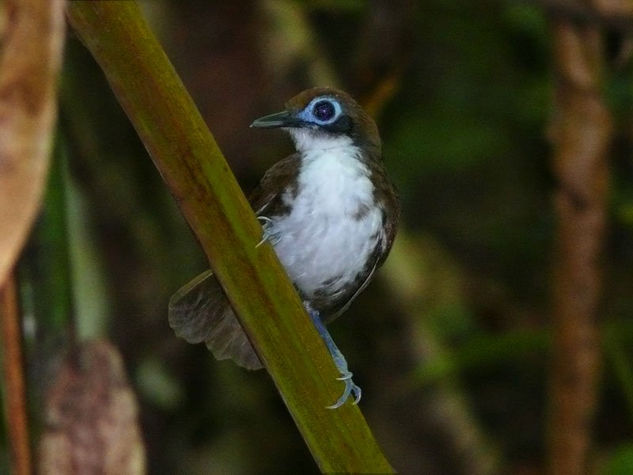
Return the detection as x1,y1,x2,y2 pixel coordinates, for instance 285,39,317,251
169,87,399,408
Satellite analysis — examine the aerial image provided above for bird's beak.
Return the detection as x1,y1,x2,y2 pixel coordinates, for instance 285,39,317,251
250,110,301,128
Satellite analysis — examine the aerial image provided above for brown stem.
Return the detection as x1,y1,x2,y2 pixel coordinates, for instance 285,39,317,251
547,12,612,475
1,273,32,475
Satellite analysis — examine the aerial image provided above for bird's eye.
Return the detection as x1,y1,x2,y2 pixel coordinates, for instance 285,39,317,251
312,100,336,122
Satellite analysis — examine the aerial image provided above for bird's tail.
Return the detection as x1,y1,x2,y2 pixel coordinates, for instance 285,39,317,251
168,270,262,370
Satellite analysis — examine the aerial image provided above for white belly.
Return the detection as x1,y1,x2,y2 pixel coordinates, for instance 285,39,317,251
267,147,382,298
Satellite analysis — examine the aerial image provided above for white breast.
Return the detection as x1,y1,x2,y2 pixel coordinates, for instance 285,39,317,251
268,144,383,299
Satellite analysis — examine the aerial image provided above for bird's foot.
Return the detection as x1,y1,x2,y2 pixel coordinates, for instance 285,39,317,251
327,369,362,410
305,305,362,409
256,216,277,248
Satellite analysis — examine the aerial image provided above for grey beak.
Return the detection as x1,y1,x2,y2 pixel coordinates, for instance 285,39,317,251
250,110,300,128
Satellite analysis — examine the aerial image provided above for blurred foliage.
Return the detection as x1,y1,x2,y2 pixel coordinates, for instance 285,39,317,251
602,443,633,475
3,0,633,473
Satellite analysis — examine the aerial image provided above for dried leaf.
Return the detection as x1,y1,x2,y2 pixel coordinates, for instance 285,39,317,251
38,340,146,475
0,0,65,287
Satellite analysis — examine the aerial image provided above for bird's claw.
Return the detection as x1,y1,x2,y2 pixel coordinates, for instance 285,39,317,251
327,370,362,409
256,216,276,248
336,372,353,381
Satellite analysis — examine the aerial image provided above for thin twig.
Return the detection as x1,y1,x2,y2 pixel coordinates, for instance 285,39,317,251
0,273,32,475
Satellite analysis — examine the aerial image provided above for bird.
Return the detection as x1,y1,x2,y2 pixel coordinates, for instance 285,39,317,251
168,87,399,409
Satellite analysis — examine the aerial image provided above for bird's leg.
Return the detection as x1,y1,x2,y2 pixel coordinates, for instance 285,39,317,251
256,216,278,248
307,306,361,409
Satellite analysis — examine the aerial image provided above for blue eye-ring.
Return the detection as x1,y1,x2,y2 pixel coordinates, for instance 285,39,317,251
299,96,342,125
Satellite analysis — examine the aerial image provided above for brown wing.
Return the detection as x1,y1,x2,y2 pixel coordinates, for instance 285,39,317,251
249,152,301,216
168,270,263,370
372,161,400,268
168,154,301,370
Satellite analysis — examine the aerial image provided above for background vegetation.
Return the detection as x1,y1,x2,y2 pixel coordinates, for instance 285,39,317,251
2,0,633,473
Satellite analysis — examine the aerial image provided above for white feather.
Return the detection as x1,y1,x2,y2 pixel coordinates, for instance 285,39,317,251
267,132,382,298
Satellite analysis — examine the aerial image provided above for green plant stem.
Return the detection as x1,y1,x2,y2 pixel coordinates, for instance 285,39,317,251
18,136,78,443
66,1,394,472
22,137,77,353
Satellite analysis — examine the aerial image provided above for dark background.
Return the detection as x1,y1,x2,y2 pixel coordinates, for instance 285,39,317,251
3,1,633,473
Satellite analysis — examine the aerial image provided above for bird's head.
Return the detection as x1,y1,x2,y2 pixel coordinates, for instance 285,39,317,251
250,87,380,154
